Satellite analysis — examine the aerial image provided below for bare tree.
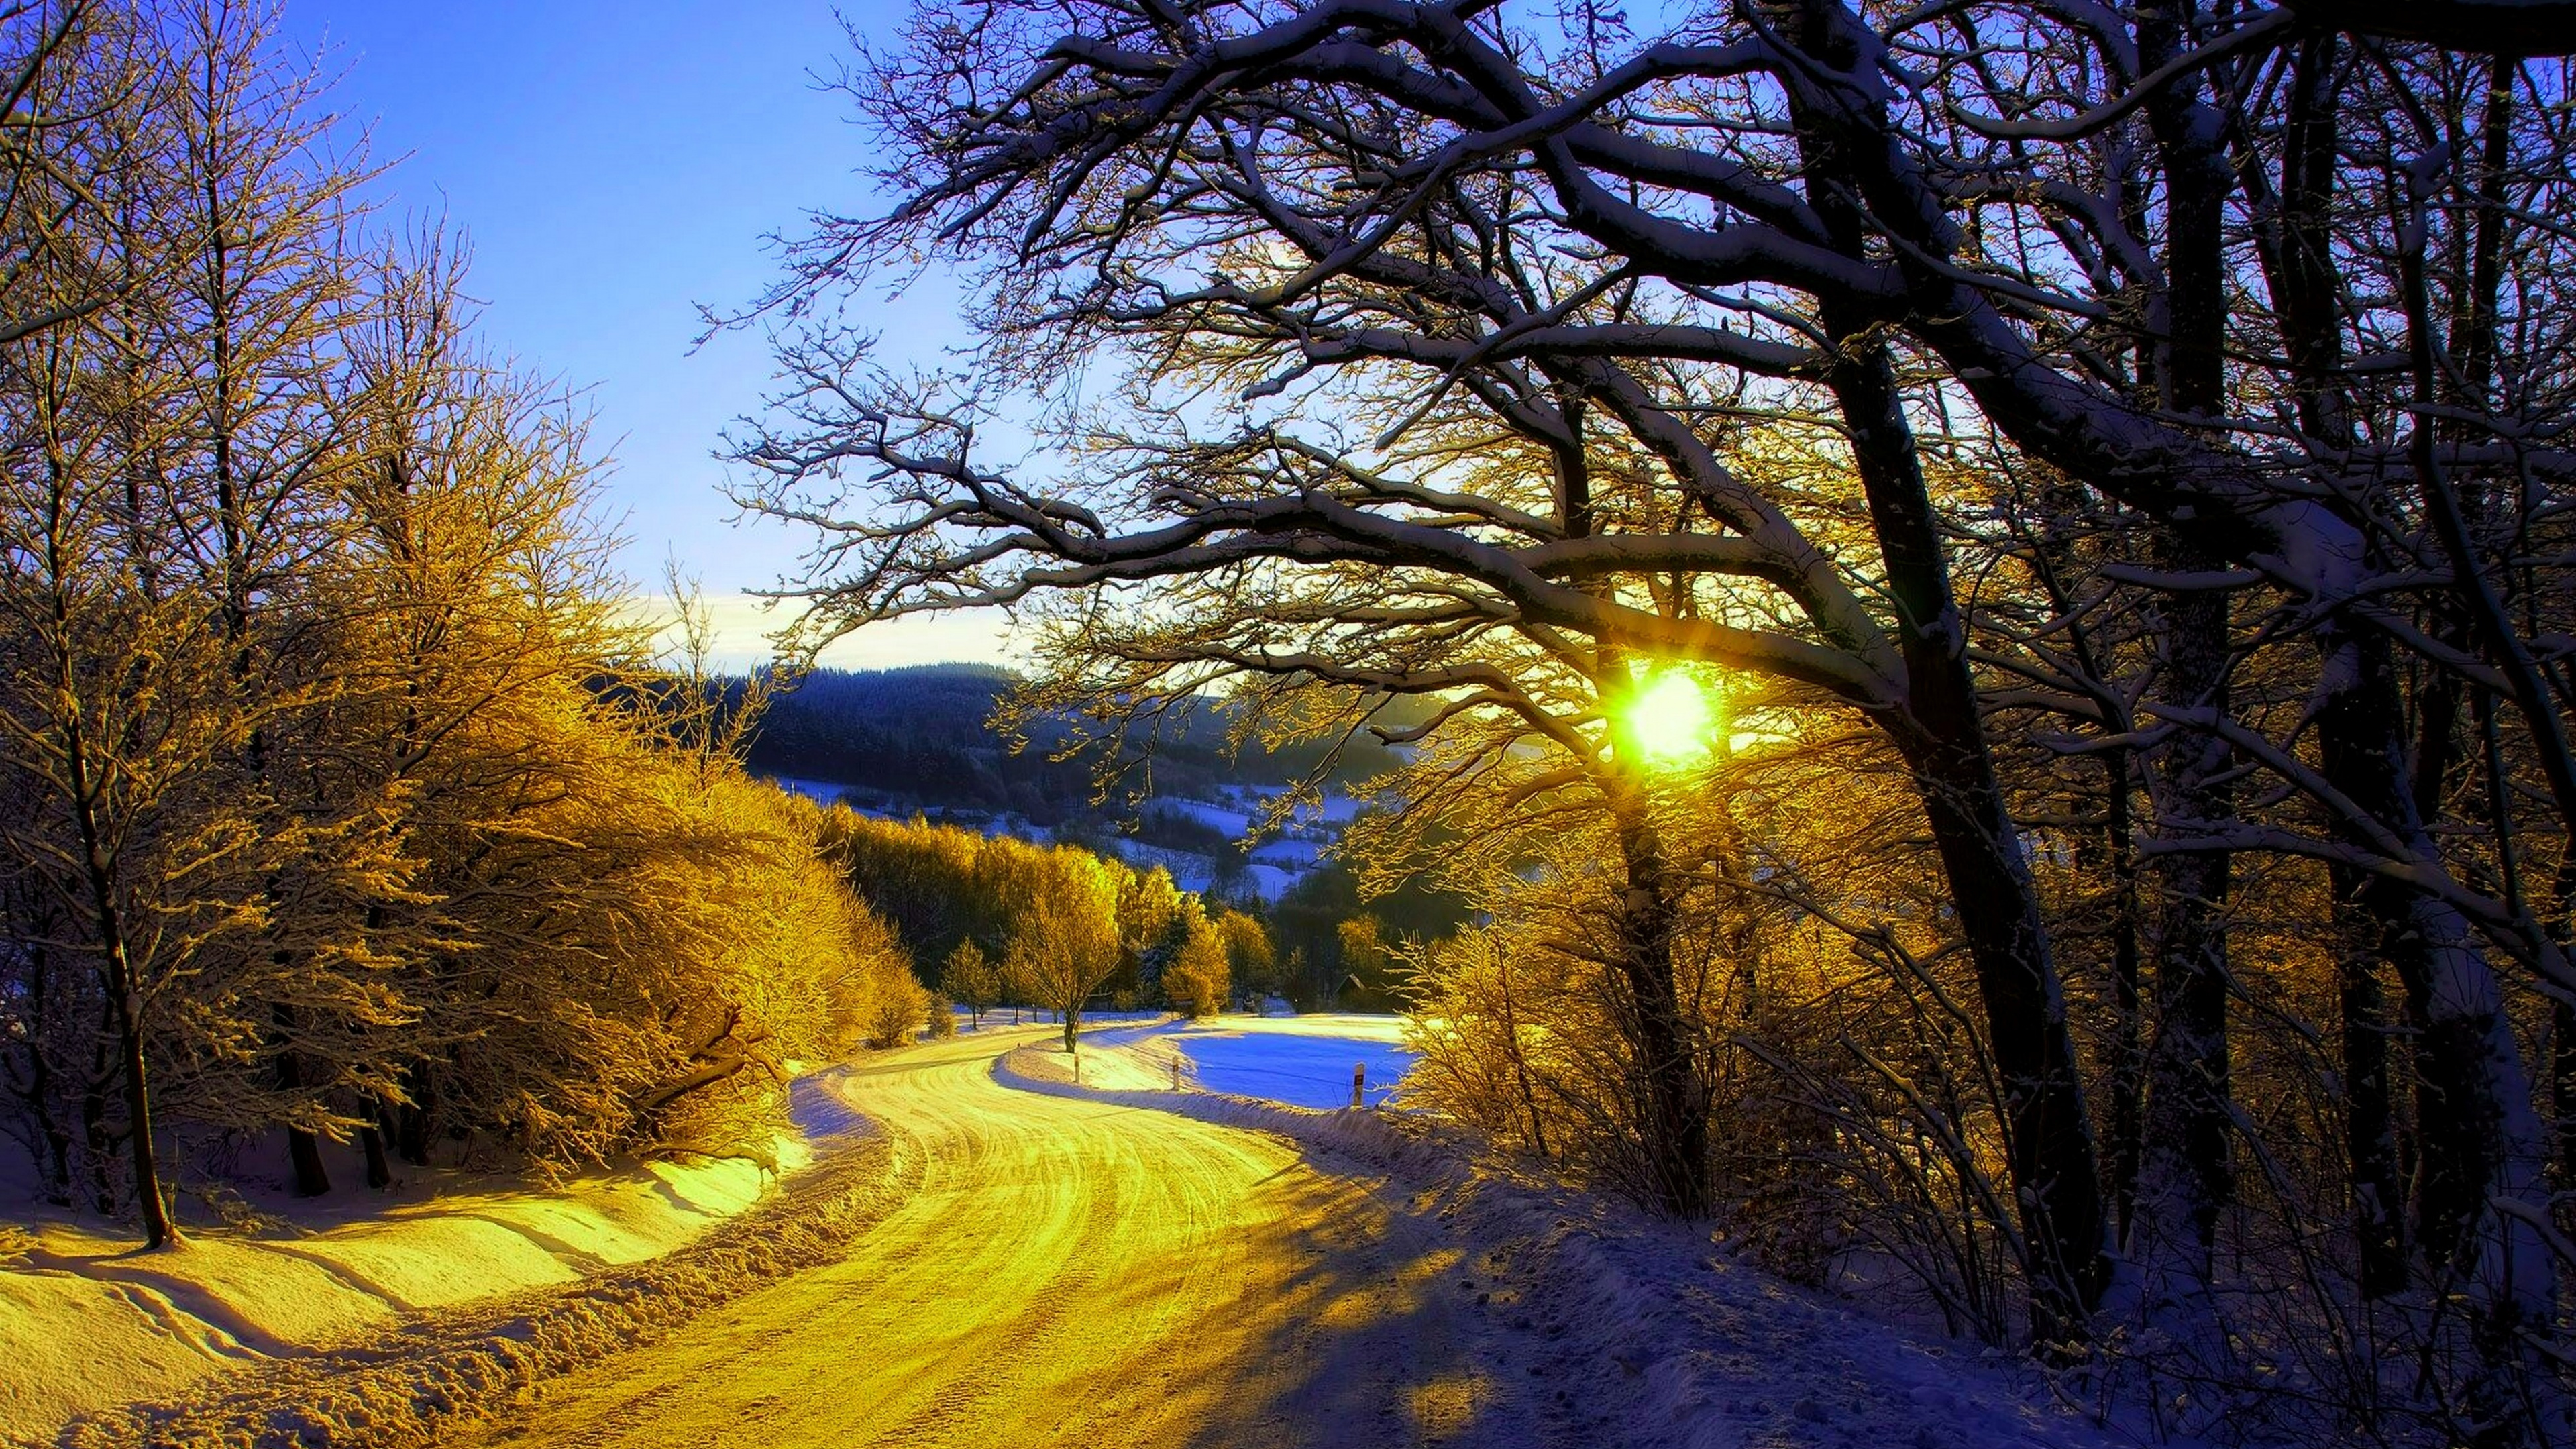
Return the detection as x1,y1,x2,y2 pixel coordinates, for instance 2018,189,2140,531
737,3,2576,1432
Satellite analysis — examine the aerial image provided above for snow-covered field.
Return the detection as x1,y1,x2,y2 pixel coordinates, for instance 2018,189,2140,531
1219,1012,1410,1043
1248,837,1325,867
1148,796,1256,836
1104,820,1320,902
1081,1014,1417,1108
1240,861,1299,900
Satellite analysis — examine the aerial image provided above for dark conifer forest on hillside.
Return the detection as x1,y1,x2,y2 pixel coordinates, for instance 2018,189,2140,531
741,664,1420,825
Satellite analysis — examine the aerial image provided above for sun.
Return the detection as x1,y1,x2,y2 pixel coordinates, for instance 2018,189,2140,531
1622,671,1714,763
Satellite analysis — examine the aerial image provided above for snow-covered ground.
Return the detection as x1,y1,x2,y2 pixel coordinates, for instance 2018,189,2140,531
762,775,859,806
1219,1012,1410,1043
996,1036,2173,1449
1240,861,1299,900
1149,796,1256,836
1248,837,1325,867
1104,816,1324,902
0,1074,869,1444
37,1026,2183,1448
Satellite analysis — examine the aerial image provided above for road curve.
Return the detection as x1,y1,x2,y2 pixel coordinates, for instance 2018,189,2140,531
451,1029,1549,1449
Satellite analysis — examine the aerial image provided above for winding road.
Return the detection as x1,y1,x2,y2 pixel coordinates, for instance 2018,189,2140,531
451,1028,1552,1449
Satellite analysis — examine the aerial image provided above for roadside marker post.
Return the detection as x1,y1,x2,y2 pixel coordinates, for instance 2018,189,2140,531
1352,1062,1366,1109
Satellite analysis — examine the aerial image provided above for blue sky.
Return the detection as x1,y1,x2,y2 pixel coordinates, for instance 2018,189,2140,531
278,0,1006,667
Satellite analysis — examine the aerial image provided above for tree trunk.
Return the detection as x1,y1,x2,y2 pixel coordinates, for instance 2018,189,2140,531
80,1064,114,1216
396,1063,434,1168
2131,3,2240,1305
2136,581,2235,1294
2318,625,2552,1418
286,1128,330,1197
274,1006,330,1197
37,1083,74,1209
2555,993,2575,1194
2334,884,2410,1299
19,945,76,1208
2100,755,2144,1248
67,715,175,1248
1788,17,2112,1334
1607,796,1709,1217
1828,327,2110,1338
2320,635,2534,1271
360,1119,393,1191
106,967,174,1249
2028,519,2145,1252
1890,718,2112,1344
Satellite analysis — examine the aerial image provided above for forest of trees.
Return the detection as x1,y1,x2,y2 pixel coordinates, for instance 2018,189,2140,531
821,810,1272,1044
723,1,2576,1443
1265,849,1466,1010
0,4,922,1246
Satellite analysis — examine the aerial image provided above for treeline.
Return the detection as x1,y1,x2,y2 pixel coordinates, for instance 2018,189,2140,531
822,811,1271,1045
0,4,919,1246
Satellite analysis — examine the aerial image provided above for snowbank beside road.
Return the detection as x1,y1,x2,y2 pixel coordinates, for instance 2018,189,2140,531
1,1069,887,1446
996,1040,2159,1449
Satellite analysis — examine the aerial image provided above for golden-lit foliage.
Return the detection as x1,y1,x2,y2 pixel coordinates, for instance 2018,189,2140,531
0,2,922,1226
1164,912,1232,1020
819,810,1267,1036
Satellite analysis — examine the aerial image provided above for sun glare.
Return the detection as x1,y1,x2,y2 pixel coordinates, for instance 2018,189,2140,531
1623,672,1714,763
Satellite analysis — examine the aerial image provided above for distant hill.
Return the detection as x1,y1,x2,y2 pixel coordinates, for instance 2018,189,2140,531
741,664,1422,832
744,664,1472,1010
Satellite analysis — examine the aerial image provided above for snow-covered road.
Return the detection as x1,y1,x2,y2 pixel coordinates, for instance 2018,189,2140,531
433,1028,2137,1449
452,1026,1542,1448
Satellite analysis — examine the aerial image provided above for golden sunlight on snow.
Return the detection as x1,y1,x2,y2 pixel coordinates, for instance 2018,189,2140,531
0,1145,796,1439
452,1028,1517,1449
